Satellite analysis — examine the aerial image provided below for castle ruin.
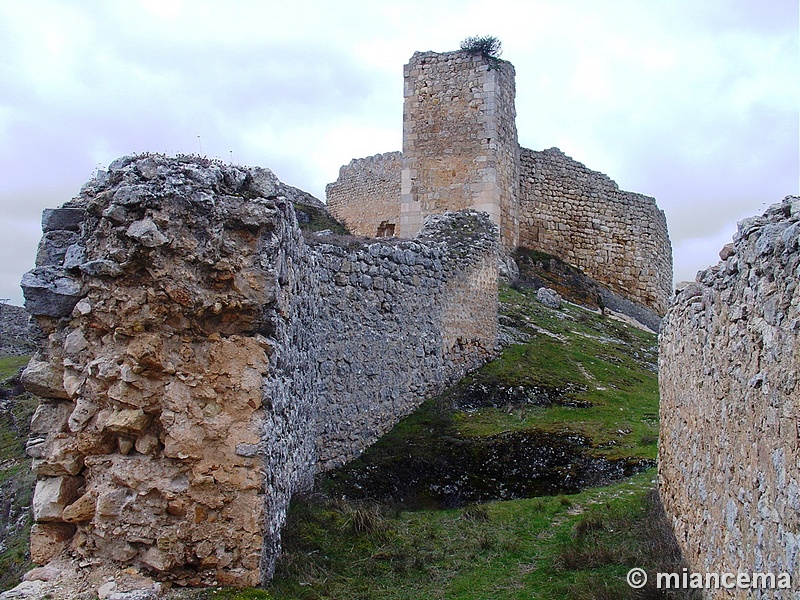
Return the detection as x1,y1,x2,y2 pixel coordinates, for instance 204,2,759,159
660,195,800,597
327,49,673,316
11,46,680,595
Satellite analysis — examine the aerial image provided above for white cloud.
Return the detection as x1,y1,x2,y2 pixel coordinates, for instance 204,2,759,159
0,0,796,307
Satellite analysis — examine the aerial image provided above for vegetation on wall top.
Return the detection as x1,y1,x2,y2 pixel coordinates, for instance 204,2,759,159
460,35,503,63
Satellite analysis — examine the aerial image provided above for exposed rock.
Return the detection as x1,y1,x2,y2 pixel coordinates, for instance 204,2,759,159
29,523,75,563
32,476,81,522
536,286,561,309
20,267,82,317
21,357,68,399
125,219,168,248
41,208,85,233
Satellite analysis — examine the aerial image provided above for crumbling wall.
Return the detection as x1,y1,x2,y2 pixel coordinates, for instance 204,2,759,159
20,155,319,587
313,211,498,469
325,152,401,237
400,50,519,249
659,195,800,597
19,155,499,590
518,147,672,315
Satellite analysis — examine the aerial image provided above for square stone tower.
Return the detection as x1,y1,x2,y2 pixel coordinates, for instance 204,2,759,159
400,50,520,249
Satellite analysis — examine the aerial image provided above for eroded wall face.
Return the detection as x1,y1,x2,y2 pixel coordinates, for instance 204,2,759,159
325,152,402,237
659,195,800,595
21,155,500,589
21,156,319,587
401,51,519,249
518,148,672,315
313,211,498,470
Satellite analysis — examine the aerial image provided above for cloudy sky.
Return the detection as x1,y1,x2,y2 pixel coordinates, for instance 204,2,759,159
1,0,797,307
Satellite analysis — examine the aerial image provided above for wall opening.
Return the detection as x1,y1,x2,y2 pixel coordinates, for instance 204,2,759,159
377,221,396,237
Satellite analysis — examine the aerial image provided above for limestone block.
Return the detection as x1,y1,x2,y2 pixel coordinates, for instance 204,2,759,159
125,219,168,248
61,491,96,523
41,207,85,232
67,398,97,432
30,401,72,434
79,259,123,277
21,266,83,317
32,476,82,522
536,287,562,309
105,409,150,435
35,230,79,267
29,523,75,564
21,356,69,399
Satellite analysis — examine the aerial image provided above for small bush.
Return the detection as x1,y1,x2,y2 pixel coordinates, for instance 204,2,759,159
460,35,502,60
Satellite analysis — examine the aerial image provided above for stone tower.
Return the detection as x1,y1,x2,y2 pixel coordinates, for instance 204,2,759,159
400,50,520,249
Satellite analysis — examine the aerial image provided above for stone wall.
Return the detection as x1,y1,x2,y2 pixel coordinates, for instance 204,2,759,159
400,50,519,249
18,154,499,590
0,303,36,357
518,147,672,315
313,211,498,469
659,195,800,597
325,152,401,238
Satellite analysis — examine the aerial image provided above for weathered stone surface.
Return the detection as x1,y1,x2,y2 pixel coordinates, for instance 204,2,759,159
21,356,69,399
536,287,561,309
125,219,168,247
35,230,79,267
79,259,123,277
20,267,82,317
22,566,61,582
67,399,96,432
30,524,75,562
660,194,800,592
20,153,499,594
518,148,672,315
327,152,402,238
61,491,96,523
30,401,72,434
104,409,150,435
41,208,85,232
32,476,82,522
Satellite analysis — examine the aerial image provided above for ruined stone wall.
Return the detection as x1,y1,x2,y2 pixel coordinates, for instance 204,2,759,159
659,195,800,598
400,50,519,249
313,211,498,470
20,155,320,587
518,147,672,315
19,155,499,591
325,152,401,238
0,303,35,356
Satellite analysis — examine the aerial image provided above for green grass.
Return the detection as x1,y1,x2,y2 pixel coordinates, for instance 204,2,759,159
269,470,696,599
0,355,35,591
0,356,30,381
268,281,674,598
474,286,660,460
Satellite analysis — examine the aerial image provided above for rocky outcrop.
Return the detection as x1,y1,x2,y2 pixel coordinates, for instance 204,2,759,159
16,154,499,593
659,195,800,597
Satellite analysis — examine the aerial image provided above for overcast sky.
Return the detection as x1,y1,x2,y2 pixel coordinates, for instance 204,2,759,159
1,0,797,307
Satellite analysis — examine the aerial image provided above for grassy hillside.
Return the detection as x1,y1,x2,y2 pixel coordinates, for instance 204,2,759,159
0,355,36,591
234,281,691,599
